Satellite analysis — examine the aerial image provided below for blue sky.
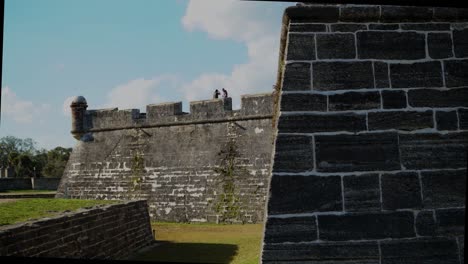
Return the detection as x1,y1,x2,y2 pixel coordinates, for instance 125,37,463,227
1,0,290,150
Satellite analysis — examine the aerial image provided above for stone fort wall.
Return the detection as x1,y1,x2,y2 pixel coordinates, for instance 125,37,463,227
57,93,274,223
262,3,467,264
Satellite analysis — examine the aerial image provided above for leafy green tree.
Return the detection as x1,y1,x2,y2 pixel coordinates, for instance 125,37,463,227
0,136,37,167
42,147,72,178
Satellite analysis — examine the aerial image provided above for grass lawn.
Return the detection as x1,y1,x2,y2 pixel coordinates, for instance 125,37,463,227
0,198,118,226
129,222,264,264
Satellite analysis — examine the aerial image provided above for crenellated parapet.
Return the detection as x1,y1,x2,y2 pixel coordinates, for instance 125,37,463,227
70,93,273,137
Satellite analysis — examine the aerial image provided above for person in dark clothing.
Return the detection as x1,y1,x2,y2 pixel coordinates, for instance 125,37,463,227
213,89,221,99
222,88,228,98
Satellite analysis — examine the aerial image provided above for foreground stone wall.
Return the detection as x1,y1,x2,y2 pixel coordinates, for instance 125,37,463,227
0,200,154,259
58,94,274,223
262,4,467,263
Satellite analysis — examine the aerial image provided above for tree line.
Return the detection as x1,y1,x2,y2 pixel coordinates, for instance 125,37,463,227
0,136,72,178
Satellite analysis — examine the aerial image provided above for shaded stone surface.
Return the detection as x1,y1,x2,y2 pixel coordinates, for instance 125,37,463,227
382,90,407,109
357,31,425,59
380,238,460,264
328,91,380,111
313,61,374,90
381,172,422,210
340,6,379,22
280,93,327,112
316,33,356,59
287,34,316,60
289,23,327,32
368,110,433,131
278,113,366,133
316,133,400,172
444,60,468,87
318,211,415,241
380,6,433,22
273,135,314,173
428,33,454,59
374,61,390,88
421,170,466,208
435,208,466,236
390,61,443,88
459,108,468,129
399,133,468,170
343,174,380,212
283,63,311,91
267,175,342,215
436,111,458,130
416,210,436,236
453,28,468,58
408,88,468,107
331,23,367,32
263,241,379,263
264,216,317,243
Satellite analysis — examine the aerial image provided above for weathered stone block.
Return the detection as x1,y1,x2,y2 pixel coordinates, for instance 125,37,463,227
368,111,434,131
289,23,327,32
340,6,379,22
286,34,316,60
330,23,367,32
369,24,399,30
267,175,342,215
436,208,465,236
428,33,454,59
453,28,468,58
459,108,468,129
278,113,366,133
408,88,468,107
434,8,468,21
381,172,422,210
343,174,380,212
400,23,451,31
313,61,374,90
286,6,339,23
436,111,458,130
282,63,311,91
399,133,468,169
444,60,468,87
390,61,443,88
357,32,426,60
328,91,380,111
374,61,390,88
318,211,415,241
381,6,433,22
262,242,379,263
315,133,400,172
280,93,327,112
421,170,466,208
316,33,356,59
382,90,407,109
273,135,314,173
380,238,460,264
264,216,317,243
415,210,436,236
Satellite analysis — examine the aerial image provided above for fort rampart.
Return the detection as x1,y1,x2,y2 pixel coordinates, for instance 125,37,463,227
57,93,274,223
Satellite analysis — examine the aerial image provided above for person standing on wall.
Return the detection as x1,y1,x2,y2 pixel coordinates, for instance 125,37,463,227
222,88,228,98
213,89,221,99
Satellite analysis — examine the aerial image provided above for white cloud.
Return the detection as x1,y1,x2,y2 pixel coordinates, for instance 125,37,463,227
2,86,51,123
100,75,181,111
180,0,285,108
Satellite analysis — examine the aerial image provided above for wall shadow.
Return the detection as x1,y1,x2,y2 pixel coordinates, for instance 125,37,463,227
128,241,238,264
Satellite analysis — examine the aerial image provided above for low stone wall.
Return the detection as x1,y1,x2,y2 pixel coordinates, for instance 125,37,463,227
0,179,32,192
0,200,154,259
0,178,60,192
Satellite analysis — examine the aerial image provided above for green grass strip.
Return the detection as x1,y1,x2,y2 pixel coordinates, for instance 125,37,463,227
0,198,118,226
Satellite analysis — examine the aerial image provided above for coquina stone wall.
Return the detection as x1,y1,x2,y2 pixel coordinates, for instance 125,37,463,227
57,93,274,223
262,4,467,263
0,200,154,259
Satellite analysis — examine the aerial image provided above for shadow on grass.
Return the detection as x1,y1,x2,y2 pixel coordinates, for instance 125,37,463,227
129,240,238,264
